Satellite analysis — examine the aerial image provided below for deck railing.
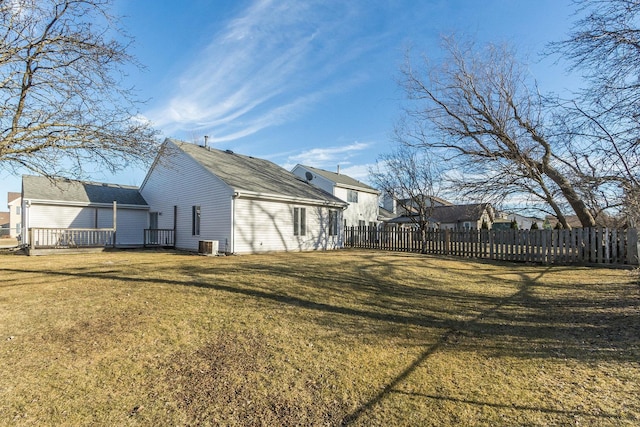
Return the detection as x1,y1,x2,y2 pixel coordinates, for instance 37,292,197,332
28,228,115,249
144,229,175,247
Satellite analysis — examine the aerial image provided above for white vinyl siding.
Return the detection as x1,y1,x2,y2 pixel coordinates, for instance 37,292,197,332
113,209,147,245
290,165,334,193
25,204,146,245
233,198,341,253
8,197,22,238
334,186,379,228
140,142,233,252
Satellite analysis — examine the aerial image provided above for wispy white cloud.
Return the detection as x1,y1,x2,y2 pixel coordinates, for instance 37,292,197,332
285,141,370,167
338,163,375,183
147,0,385,141
289,142,369,166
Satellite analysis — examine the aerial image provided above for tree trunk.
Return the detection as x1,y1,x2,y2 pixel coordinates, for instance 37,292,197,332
543,164,597,228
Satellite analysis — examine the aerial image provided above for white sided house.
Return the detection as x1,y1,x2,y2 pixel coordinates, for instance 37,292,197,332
140,139,347,254
21,175,149,247
291,165,380,228
7,192,21,238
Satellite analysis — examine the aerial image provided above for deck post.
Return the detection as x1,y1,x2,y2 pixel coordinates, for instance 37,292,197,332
173,205,177,246
112,201,117,248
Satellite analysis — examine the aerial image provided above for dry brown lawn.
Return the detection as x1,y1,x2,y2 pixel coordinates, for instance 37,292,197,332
0,249,639,426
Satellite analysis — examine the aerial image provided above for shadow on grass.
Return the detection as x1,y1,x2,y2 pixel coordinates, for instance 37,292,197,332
3,253,639,424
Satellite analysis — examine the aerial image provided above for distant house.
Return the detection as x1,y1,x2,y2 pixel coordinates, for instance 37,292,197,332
8,192,21,238
140,139,347,254
387,203,495,230
21,176,149,246
0,210,9,238
493,212,544,230
382,193,453,218
291,165,379,228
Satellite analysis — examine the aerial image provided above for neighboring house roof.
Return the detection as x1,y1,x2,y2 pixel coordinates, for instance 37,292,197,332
397,195,453,208
22,175,148,207
297,165,379,193
388,203,493,224
378,206,395,221
169,139,347,207
8,192,20,204
0,211,9,227
432,203,493,223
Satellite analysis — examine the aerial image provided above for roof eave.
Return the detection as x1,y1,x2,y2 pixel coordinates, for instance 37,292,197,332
234,190,347,208
24,199,149,210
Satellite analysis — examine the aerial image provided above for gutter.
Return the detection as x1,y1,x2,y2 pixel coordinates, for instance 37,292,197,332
24,199,150,210
233,190,347,209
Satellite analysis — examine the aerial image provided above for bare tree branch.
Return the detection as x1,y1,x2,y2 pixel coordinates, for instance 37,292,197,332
0,0,158,178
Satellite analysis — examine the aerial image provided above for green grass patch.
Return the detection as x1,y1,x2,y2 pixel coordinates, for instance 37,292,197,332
1,250,639,426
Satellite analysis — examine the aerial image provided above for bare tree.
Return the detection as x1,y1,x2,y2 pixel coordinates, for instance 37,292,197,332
0,0,158,178
369,143,443,252
549,0,640,227
399,38,597,228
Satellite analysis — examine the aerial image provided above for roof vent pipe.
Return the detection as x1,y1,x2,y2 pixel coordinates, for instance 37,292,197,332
337,165,340,174
204,135,209,148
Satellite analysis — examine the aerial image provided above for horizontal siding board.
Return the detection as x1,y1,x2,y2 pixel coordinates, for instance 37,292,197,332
234,198,341,254
140,146,233,252
27,204,145,245
114,210,147,245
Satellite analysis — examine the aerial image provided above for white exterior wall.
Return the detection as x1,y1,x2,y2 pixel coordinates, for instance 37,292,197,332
233,197,342,254
334,186,379,227
140,146,233,252
291,165,380,228
290,166,334,194
113,210,147,245
24,203,147,245
8,197,21,237
28,205,96,228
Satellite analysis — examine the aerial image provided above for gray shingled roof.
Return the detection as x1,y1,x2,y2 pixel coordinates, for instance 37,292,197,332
171,139,347,206
299,165,378,193
431,203,493,223
22,175,148,206
389,203,493,224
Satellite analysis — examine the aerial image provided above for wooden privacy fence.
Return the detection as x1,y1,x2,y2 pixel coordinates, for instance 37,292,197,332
344,226,640,266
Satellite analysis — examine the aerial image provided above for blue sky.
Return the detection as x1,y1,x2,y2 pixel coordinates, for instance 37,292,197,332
1,0,579,202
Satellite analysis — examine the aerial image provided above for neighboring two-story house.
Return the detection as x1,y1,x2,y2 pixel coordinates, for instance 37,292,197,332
291,165,380,228
8,192,21,238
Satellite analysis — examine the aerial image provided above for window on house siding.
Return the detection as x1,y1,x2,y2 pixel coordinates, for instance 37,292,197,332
329,210,339,236
192,206,201,236
16,206,20,215
347,190,358,203
294,207,306,236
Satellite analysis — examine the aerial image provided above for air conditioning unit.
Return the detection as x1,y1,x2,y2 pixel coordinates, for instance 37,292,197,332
198,240,218,256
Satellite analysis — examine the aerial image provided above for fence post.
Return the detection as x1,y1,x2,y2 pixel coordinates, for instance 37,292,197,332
444,229,451,255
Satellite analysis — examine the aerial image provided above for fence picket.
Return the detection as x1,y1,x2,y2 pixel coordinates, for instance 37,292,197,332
343,226,637,266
